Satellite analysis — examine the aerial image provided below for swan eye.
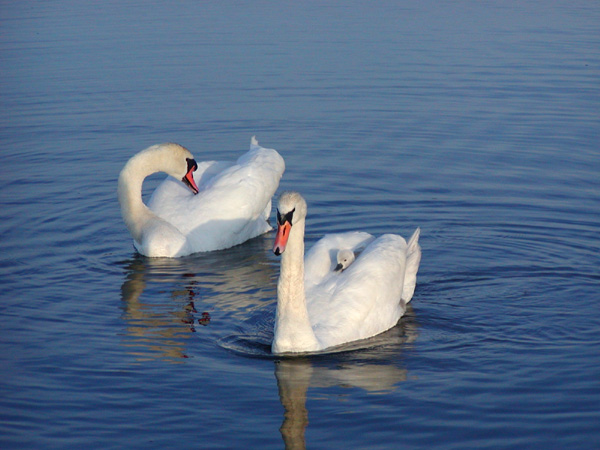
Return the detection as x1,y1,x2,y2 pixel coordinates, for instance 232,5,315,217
277,208,295,225
284,209,295,224
186,158,198,172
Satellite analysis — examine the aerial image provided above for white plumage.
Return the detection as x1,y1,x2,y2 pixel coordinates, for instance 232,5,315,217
118,137,285,257
272,191,421,354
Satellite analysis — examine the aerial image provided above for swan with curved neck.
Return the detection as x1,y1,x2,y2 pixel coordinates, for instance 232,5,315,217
118,137,285,257
272,191,421,354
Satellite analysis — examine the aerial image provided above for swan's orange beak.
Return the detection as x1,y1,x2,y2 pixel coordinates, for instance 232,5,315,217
183,158,199,195
273,221,291,256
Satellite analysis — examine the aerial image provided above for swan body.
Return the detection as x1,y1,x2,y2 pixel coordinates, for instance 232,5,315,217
118,137,284,257
272,192,421,354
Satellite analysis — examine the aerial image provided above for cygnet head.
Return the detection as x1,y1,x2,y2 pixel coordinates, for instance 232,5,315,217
273,191,307,255
335,249,355,272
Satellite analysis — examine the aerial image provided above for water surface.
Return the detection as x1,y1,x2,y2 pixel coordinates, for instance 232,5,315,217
1,1,599,449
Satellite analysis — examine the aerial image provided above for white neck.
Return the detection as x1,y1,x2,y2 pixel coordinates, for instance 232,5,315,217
117,150,163,244
273,219,320,353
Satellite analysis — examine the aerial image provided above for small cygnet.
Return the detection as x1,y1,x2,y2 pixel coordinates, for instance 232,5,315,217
334,249,355,272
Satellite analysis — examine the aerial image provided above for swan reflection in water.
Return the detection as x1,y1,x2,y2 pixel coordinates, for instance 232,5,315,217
275,312,418,450
119,234,419,449
119,236,277,361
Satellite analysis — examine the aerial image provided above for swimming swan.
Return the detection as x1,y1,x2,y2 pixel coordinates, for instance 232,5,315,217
118,137,285,257
271,191,421,354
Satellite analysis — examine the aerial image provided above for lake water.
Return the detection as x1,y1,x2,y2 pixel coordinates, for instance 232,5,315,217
1,1,599,449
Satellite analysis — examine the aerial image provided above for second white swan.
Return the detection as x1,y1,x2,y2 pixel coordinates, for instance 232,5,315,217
118,137,285,257
271,191,421,354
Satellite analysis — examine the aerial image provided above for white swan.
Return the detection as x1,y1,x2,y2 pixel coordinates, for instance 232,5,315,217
271,191,421,354
118,137,285,257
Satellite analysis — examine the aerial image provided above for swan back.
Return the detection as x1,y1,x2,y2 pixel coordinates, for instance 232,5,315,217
307,234,410,349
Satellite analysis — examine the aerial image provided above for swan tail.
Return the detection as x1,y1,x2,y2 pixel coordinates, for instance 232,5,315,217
402,227,421,303
406,227,420,254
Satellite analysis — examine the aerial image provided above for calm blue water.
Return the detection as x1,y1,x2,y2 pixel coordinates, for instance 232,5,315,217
1,1,599,449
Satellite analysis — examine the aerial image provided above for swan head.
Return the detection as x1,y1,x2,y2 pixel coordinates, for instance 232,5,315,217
335,249,355,272
164,144,200,195
182,157,199,194
273,191,307,255
136,143,200,195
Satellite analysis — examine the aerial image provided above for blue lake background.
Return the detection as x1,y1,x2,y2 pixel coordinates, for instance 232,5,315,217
1,1,599,449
